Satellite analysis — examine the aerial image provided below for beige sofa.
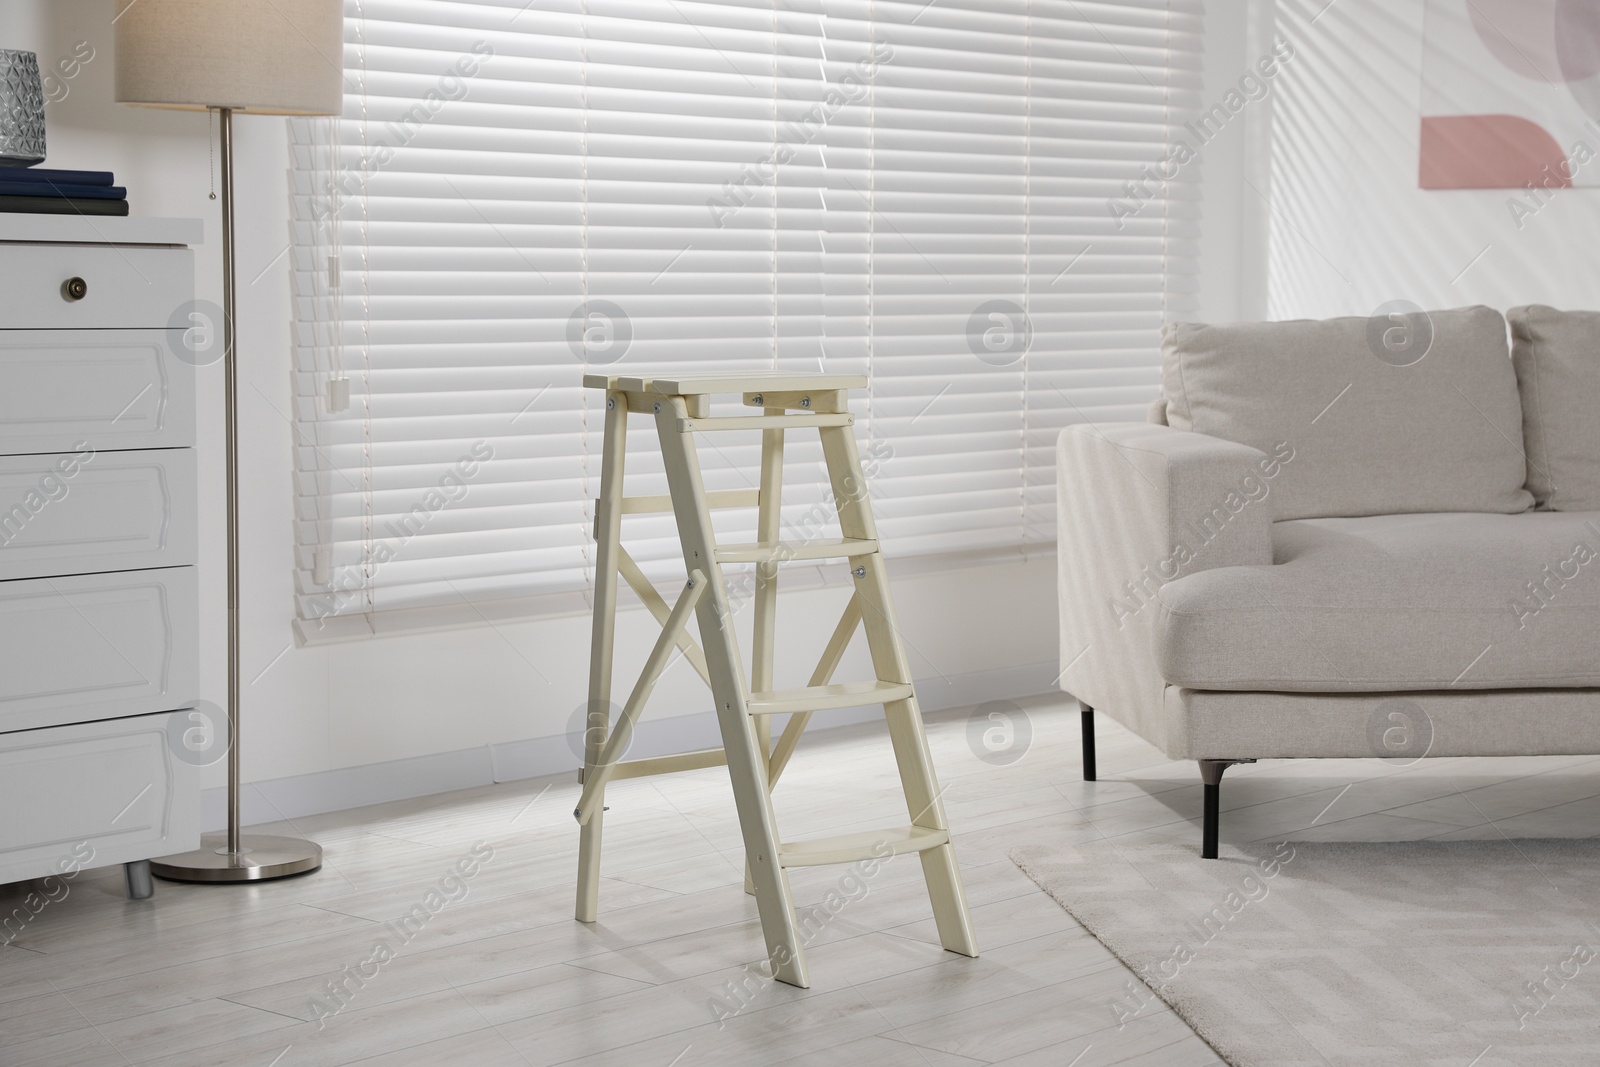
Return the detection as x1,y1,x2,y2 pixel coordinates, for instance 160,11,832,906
1057,304,1600,856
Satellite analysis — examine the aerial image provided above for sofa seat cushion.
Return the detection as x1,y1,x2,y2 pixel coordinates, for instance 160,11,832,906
1155,511,1600,691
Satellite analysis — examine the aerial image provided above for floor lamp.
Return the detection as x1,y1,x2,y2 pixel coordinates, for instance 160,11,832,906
115,0,344,882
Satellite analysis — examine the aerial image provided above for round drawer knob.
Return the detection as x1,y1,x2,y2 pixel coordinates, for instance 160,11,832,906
62,277,88,301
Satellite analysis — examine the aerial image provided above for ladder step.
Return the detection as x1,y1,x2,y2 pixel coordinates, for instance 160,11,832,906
779,826,950,868
621,488,759,515
714,537,878,564
747,679,914,716
680,413,852,433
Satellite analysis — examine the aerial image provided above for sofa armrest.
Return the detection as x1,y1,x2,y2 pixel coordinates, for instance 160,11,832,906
1057,423,1284,753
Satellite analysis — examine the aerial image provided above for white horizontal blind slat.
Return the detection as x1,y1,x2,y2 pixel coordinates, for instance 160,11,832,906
287,0,1203,638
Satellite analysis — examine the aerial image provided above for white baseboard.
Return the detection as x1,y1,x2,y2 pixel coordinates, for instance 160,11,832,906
203,660,1058,832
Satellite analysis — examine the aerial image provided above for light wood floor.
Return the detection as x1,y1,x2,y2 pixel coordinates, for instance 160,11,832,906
8,693,1600,1066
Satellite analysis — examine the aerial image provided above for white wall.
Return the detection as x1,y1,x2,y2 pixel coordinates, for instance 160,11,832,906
1266,0,1600,318
1194,0,1256,325
9,0,1250,819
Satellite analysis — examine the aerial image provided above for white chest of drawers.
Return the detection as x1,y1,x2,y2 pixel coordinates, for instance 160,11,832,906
0,216,202,903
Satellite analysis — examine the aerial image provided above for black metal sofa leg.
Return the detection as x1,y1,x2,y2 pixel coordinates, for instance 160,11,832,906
125,859,154,900
1198,759,1255,859
1081,706,1096,782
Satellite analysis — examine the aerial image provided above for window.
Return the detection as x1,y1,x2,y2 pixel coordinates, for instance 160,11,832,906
289,0,1204,641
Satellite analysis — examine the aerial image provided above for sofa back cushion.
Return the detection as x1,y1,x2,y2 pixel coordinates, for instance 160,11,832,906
1161,306,1532,520
1507,305,1600,511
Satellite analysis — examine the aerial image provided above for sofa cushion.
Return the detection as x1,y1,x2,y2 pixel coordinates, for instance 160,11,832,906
1155,511,1600,691
1508,305,1600,511
1162,307,1532,520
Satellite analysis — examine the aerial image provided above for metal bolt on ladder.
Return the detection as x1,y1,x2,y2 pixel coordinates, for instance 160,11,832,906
571,372,979,988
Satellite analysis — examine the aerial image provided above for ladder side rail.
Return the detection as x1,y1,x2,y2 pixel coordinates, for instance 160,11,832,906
654,395,811,988
576,389,630,923
752,412,786,761
817,423,945,828
742,411,786,896
817,423,979,958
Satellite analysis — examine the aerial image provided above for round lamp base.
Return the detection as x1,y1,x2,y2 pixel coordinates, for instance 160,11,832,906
150,834,322,883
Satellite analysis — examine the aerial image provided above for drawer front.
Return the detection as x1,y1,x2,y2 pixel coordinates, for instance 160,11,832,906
0,329,196,454
0,567,198,733
0,448,197,580
0,712,200,886
0,243,193,330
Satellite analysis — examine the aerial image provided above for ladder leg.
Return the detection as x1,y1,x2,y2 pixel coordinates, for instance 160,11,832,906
818,424,978,958
745,413,785,896
576,391,628,924
752,413,784,709
655,396,810,988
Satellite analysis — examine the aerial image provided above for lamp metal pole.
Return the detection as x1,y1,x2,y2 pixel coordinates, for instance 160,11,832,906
150,107,323,883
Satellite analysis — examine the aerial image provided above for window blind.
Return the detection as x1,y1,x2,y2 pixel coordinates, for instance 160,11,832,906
288,0,1205,642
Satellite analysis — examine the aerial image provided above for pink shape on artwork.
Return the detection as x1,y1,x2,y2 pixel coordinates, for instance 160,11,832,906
1419,114,1573,189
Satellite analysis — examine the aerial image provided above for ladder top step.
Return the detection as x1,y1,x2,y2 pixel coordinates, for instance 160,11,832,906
584,372,867,395
715,537,878,564
747,679,915,716
779,826,950,868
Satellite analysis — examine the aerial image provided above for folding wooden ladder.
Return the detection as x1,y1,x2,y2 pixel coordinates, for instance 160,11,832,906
572,372,977,988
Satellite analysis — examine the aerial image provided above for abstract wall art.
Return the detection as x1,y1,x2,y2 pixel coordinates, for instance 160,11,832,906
1420,0,1600,207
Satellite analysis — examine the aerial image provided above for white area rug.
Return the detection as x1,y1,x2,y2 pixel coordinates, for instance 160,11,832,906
1010,836,1600,1066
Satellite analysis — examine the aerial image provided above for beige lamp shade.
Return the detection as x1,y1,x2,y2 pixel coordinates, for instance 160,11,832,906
115,0,344,115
